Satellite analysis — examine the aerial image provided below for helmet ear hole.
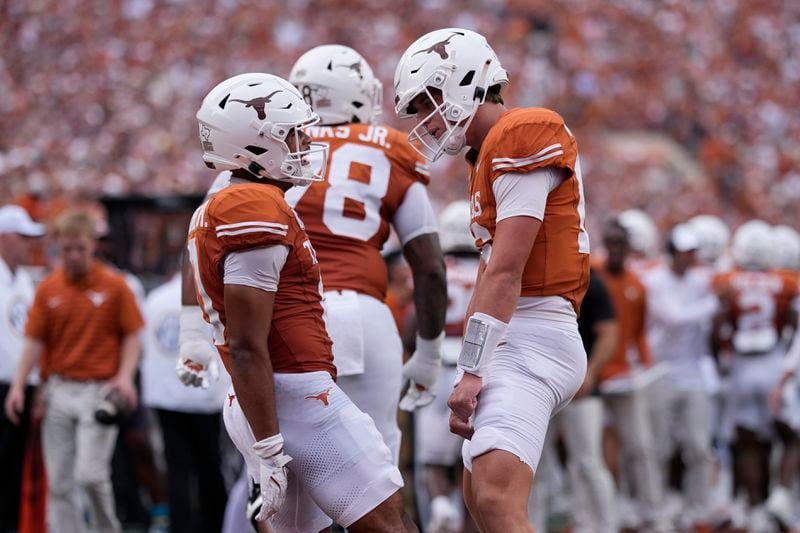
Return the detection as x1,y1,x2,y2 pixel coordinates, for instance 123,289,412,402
459,71,475,87
245,145,267,155
219,95,230,109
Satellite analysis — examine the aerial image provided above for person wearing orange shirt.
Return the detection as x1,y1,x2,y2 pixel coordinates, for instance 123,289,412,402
179,48,447,468
395,28,590,530
189,73,412,532
596,219,664,530
4,209,143,533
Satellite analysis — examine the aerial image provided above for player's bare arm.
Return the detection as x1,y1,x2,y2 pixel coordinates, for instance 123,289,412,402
397,232,448,411
448,215,541,438
403,233,447,340
224,283,280,440
180,249,197,306
108,331,141,408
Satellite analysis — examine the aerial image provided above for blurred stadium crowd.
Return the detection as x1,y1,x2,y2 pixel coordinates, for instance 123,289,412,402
3,1,800,533
2,0,800,231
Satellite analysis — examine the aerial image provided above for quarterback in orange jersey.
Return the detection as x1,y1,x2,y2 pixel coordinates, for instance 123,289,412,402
395,28,590,530
287,45,447,460
188,73,414,533
713,220,800,525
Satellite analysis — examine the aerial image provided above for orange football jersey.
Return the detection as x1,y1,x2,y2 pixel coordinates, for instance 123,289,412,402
713,268,798,351
187,182,335,378
467,107,590,312
596,265,652,381
288,124,429,301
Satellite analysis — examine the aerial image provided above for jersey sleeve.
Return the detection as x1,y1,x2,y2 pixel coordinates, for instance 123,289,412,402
209,187,294,254
392,182,438,245
488,110,578,182
223,245,290,292
117,279,145,335
24,285,48,341
492,168,563,222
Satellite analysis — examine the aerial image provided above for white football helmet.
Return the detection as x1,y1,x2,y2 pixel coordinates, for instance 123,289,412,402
688,214,730,265
394,28,508,161
289,45,382,126
732,220,773,270
617,209,659,258
196,73,328,186
771,225,800,271
438,200,476,253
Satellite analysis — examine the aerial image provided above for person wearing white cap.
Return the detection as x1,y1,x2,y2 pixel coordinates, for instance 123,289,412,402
640,223,717,529
0,204,45,532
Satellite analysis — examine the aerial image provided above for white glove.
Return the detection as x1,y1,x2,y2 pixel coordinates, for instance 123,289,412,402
399,332,444,412
176,305,219,389
252,433,292,522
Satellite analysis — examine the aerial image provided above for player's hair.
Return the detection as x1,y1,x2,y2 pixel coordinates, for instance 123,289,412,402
54,209,97,240
485,84,504,105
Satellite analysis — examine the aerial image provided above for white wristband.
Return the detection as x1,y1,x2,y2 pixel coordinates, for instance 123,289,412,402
180,305,209,338
253,433,285,459
179,305,214,365
415,332,444,361
457,312,508,376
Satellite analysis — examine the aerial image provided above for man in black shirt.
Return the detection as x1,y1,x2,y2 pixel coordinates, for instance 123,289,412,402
533,269,619,532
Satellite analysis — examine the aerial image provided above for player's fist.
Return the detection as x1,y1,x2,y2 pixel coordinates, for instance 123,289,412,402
252,434,292,521
177,305,219,388
176,356,219,389
399,333,444,412
447,370,482,430
3,385,25,425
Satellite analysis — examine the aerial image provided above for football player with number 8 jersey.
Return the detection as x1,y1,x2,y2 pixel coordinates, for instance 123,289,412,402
395,28,590,530
188,73,412,533
287,45,447,461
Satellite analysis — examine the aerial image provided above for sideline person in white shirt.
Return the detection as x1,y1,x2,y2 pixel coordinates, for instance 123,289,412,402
141,274,231,533
0,204,45,532
641,224,717,528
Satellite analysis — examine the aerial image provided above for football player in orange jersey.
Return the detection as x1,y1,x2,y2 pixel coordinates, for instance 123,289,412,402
187,73,414,533
395,29,590,531
714,221,800,530
179,48,448,466
287,45,447,460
